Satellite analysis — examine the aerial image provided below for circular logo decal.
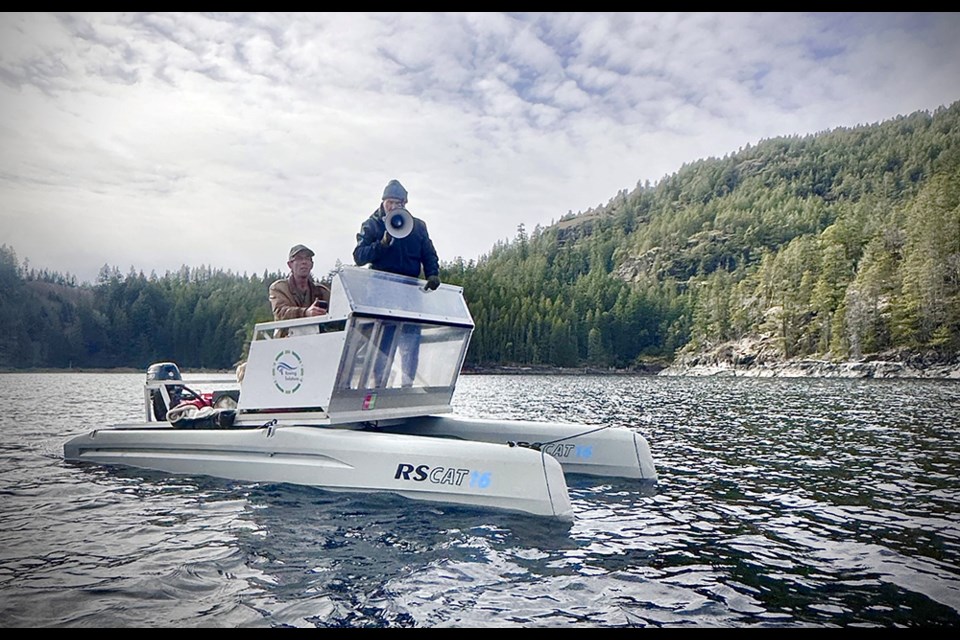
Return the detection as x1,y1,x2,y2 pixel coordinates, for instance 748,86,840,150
273,349,303,394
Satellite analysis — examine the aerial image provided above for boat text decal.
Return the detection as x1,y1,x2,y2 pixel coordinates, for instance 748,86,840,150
273,349,304,394
512,442,593,460
394,464,492,490
542,443,592,460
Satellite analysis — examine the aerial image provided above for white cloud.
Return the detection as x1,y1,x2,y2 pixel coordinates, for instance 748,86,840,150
0,11,958,283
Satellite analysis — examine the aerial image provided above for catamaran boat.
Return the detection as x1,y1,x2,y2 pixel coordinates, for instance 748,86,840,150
64,266,657,520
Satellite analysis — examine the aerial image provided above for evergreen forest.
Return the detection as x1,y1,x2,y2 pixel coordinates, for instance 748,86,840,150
2,101,958,372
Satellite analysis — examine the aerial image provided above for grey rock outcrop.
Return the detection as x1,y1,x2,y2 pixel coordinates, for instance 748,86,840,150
660,338,960,379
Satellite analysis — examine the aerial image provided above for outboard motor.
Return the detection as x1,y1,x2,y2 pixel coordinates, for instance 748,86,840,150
147,361,184,421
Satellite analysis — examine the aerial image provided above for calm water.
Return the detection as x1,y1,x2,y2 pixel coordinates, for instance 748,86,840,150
1,372,958,628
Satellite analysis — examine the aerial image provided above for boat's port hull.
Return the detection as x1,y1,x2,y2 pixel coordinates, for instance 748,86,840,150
63,424,574,520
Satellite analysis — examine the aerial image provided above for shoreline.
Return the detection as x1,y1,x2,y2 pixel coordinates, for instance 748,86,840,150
658,359,960,380
0,367,234,375
460,363,667,376
463,357,960,379
4,361,959,380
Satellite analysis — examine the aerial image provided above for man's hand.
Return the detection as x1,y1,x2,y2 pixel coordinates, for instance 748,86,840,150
426,275,441,291
380,230,392,247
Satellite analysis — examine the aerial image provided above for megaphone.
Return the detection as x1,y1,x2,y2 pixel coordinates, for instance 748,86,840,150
384,207,413,239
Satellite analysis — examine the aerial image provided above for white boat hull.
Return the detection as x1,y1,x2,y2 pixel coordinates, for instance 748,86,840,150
63,423,574,520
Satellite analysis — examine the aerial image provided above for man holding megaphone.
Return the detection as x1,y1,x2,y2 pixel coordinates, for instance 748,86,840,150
353,179,441,386
352,179,441,290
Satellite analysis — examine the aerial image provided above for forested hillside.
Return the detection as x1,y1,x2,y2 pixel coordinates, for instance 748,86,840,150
2,101,958,371
0,255,283,370
447,101,960,369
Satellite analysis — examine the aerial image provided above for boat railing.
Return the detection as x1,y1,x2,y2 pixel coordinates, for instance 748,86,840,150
251,315,347,340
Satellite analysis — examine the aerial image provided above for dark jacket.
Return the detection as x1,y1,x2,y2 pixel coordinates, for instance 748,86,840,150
353,206,439,278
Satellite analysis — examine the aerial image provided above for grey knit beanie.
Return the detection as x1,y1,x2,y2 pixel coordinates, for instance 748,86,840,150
381,179,408,202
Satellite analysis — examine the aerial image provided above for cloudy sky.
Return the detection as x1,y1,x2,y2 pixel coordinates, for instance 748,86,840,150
1,12,959,285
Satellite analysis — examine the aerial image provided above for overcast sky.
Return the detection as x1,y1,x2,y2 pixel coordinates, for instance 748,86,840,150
1,12,959,285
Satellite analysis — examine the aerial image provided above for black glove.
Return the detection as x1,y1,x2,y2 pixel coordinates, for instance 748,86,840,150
426,275,441,290
380,230,392,247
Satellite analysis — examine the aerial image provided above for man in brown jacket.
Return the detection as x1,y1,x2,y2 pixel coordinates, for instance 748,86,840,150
269,244,331,333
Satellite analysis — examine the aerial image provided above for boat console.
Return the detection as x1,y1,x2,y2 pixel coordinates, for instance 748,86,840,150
236,266,474,425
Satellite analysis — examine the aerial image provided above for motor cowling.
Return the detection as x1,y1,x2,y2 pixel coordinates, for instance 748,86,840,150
147,361,183,421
